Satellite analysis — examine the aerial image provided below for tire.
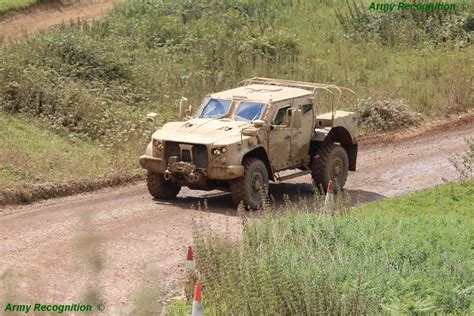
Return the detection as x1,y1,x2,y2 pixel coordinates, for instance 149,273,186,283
311,143,349,192
229,158,269,210
147,171,181,199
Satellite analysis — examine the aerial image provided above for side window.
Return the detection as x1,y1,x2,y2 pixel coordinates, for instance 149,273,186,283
273,106,290,126
302,104,313,114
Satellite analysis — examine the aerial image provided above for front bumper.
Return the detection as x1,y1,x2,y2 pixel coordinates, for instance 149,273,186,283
139,155,166,173
138,155,244,180
207,165,244,179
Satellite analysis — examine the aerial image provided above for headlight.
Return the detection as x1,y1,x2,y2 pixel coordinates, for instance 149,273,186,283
212,147,227,156
153,139,163,151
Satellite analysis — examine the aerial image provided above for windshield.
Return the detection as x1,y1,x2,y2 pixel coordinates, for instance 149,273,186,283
234,101,265,122
198,98,232,119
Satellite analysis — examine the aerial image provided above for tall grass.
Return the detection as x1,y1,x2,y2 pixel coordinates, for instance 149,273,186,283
193,182,474,314
336,0,473,48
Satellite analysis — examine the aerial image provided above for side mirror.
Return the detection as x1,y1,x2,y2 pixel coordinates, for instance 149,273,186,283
252,120,265,128
179,97,192,118
291,109,302,129
146,112,157,123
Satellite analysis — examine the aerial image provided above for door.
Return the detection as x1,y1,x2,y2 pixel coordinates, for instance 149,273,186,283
289,103,313,166
268,106,292,171
269,104,313,171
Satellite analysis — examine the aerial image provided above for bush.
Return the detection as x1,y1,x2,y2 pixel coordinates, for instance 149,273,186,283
358,97,422,132
43,28,130,81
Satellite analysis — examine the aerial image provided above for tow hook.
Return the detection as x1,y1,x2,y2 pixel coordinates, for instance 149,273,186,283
163,170,172,180
188,172,200,183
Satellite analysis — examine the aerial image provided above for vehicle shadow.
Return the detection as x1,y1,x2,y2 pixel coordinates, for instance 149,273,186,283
153,182,385,216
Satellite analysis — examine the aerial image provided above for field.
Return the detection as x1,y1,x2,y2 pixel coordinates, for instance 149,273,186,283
174,181,474,314
0,0,472,201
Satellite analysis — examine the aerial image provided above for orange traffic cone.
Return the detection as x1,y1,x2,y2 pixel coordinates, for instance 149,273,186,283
324,180,335,213
183,246,198,299
192,282,202,316
186,246,195,271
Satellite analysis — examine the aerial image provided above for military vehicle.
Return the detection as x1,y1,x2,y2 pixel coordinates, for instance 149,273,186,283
139,77,358,209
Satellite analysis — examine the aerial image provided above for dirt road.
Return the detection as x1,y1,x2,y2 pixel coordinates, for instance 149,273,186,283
0,120,472,313
0,0,114,41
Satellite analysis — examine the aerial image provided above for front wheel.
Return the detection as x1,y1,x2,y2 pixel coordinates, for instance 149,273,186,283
229,158,269,210
311,143,349,192
147,171,181,199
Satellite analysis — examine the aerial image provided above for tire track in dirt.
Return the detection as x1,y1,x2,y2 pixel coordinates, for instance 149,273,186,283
0,119,472,313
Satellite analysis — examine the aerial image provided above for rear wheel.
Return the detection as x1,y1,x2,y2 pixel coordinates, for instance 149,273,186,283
311,143,349,192
147,171,181,199
229,158,269,210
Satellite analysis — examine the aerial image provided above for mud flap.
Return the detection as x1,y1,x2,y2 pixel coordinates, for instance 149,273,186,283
343,144,358,171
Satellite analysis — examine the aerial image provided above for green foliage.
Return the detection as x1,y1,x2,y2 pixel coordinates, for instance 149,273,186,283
44,29,131,81
0,0,74,15
194,182,474,314
165,299,191,316
336,0,473,48
0,0,37,14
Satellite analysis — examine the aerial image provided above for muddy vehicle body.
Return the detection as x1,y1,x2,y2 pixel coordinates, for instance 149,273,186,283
139,78,358,209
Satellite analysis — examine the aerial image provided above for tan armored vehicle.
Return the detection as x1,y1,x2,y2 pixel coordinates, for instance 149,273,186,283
139,78,358,209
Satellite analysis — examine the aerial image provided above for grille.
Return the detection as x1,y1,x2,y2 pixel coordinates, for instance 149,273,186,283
164,142,208,168
182,149,192,162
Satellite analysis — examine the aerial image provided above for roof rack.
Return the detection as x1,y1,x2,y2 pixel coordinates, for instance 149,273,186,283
240,77,356,122
240,77,356,95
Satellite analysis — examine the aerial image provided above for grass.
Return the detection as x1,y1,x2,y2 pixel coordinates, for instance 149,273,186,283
0,112,140,204
189,182,474,314
275,1,473,114
0,0,81,15
0,0,38,14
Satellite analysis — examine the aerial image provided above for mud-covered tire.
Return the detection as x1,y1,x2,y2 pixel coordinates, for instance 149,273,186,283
312,143,349,192
147,171,181,199
229,158,269,210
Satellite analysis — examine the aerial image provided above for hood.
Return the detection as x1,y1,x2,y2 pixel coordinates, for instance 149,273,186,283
152,118,252,145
